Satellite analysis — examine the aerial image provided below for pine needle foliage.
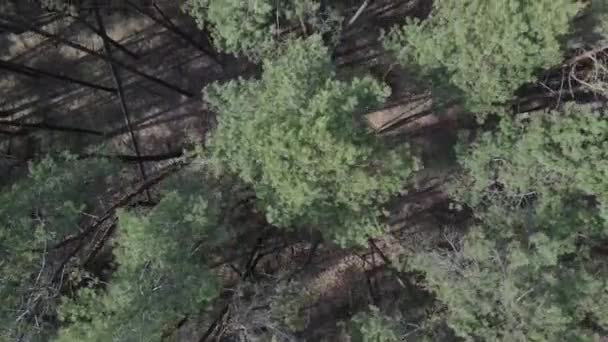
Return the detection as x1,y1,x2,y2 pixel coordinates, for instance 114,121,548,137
54,174,226,342
205,36,419,246
384,0,582,113
455,104,608,221
183,0,342,59
412,204,608,341
347,306,400,342
0,154,114,340
412,104,608,341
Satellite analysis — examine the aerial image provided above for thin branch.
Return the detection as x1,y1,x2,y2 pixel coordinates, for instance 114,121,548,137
125,0,221,66
0,14,194,97
43,161,188,315
556,69,565,109
198,306,229,342
563,45,608,67
241,231,269,280
347,0,371,26
199,232,272,342
50,159,187,252
286,236,321,281
85,150,183,162
94,7,151,202
6,150,184,166
83,222,116,267
0,120,105,136
69,13,140,59
0,129,27,136
0,59,116,93
368,238,407,289
375,99,433,133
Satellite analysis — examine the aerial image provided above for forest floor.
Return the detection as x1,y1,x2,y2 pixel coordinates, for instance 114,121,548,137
0,1,462,340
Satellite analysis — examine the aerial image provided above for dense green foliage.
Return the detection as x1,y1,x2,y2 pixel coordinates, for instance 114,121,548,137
384,0,581,112
413,204,608,341
184,0,342,58
347,306,400,342
54,172,227,341
0,154,114,340
205,35,418,246
456,104,608,219
4,1,607,341
575,0,608,47
411,104,608,340
592,1,608,41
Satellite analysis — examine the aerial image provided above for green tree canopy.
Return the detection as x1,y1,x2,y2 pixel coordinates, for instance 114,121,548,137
184,0,342,59
205,35,419,246
384,0,582,113
0,154,114,340
412,202,608,341
455,104,608,220
411,104,608,341
54,169,230,341
347,306,400,342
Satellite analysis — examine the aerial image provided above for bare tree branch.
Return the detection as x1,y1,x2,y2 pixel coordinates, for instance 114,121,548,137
0,14,194,97
69,13,140,59
126,1,222,66
0,59,116,93
94,7,151,202
0,119,105,136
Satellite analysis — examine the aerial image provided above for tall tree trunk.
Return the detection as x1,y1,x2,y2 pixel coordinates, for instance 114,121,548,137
0,120,105,135
70,13,140,60
125,0,222,66
94,8,151,202
0,14,194,97
0,59,116,93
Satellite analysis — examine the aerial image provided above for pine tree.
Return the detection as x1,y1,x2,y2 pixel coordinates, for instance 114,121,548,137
0,153,115,340
411,103,608,340
205,35,419,246
412,203,608,341
347,306,400,342
455,103,608,220
384,0,582,113
54,168,233,341
183,0,342,59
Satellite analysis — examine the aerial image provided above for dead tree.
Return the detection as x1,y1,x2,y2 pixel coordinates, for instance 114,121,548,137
94,8,151,202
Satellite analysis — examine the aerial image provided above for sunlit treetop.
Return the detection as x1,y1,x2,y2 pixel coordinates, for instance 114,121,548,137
384,0,582,114
184,0,342,59
205,35,419,246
